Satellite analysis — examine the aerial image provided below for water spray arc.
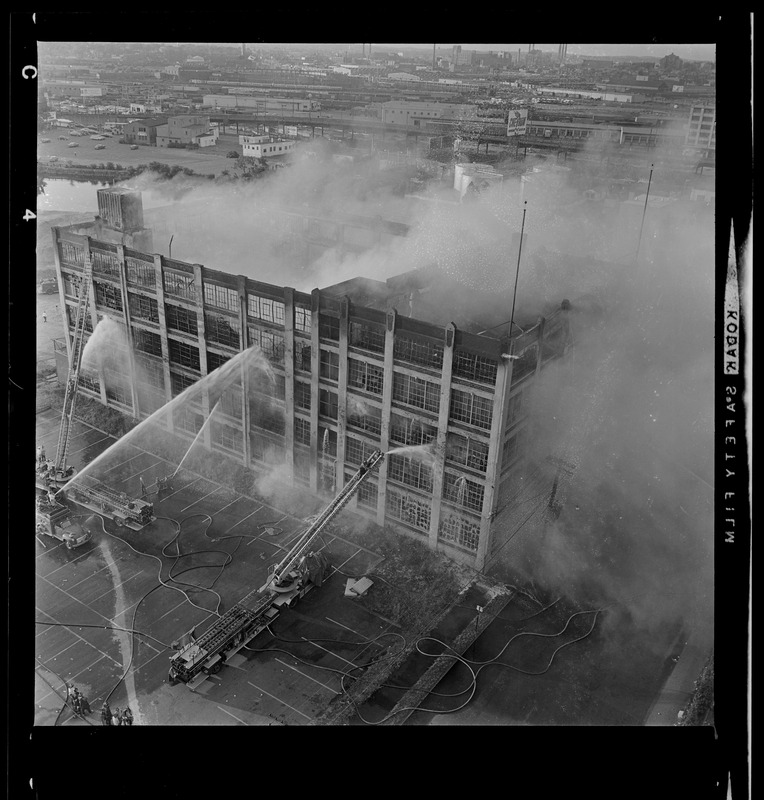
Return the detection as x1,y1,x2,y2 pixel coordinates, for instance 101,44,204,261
172,399,221,478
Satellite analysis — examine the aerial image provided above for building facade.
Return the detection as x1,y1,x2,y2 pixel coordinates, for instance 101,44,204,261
374,101,478,126
51,193,570,571
685,104,716,153
240,135,296,158
122,117,168,146
155,114,214,147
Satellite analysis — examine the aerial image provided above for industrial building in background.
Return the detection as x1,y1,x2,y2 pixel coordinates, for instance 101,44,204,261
51,189,572,571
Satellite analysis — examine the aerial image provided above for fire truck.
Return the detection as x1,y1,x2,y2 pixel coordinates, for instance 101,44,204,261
35,491,93,549
64,475,154,530
168,449,384,690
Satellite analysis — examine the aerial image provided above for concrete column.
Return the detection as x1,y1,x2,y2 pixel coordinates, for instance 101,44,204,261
428,322,455,552
475,351,513,572
115,244,139,418
376,309,396,527
152,254,174,431
192,263,211,449
336,297,350,489
308,288,320,493
83,238,108,406
283,288,295,470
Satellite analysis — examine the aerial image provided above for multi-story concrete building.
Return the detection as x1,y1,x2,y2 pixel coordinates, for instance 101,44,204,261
685,104,716,153
51,190,571,571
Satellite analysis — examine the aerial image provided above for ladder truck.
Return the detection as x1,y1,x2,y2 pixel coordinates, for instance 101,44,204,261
168,449,385,690
36,255,94,490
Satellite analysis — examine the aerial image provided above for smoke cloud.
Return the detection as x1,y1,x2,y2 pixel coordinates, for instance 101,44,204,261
114,133,713,648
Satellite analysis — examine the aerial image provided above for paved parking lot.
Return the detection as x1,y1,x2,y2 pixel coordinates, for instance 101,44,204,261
35,409,389,725
37,131,246,176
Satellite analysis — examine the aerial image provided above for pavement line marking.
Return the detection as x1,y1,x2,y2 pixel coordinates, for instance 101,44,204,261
301,638,357,668
211,496,244,518
325,616,369,641
36,538,67,559
275,657,339,695
38,638,81,663
149,596,191,624
110,458,165,485
34,653,110,706
217,705,249,725
38,573,121,629
224,505,263,534
65,562,114,589
247,680,312,721
130,645,171,676
180,486,223,512
88,570,146,604
326,548,363,579
35,606,122,667
158,475,203,503
95,452,146,475
40,544,99,575
66,434,113,458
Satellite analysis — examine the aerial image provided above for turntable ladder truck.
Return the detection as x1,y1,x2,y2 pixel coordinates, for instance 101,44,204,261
52,254,94,484
168,449,385,689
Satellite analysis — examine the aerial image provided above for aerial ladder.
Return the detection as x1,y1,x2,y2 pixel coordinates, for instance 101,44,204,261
37,255,93,489
168,449,385,689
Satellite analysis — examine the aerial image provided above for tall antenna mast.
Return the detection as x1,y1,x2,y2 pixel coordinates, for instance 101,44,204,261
509,201,528,334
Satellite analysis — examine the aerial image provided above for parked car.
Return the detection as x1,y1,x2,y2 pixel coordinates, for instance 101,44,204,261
48,156,59,162
94,144,106,150
40,138,51,143
67,142,79,148
130,145,139,150
58,135,68,141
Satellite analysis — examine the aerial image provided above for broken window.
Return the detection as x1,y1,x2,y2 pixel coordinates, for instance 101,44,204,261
94,281,123,312
349,321,385,354
385,486,431,532
205,312,240,350
128,293,159,324
348,358,383,395
247,294,285,326
452,350,498,385
392,373,439,414
295,305,312,333
164,270,196,301
394,334,443,369
438,512,480,552
168,339,200,371
449,388,493,430
387,453,433,492
446,432,489,473
319,314,340,341
294,381,311,411
443,472,485,512
133,328,162,357
294,338,312,372
165,304,198,336
126,258,156,288
389,413,437,447
249,327,285,364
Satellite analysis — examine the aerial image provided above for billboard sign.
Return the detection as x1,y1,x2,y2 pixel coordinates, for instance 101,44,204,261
507,108,528,136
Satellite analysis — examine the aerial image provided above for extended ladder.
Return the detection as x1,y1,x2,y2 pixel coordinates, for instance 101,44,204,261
53,254,93,479
261,449,384,591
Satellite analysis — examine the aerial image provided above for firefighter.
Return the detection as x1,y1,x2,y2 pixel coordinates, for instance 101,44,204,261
139,477,148,500
121,707,133,726
37,445,46,464
101,702,112,726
